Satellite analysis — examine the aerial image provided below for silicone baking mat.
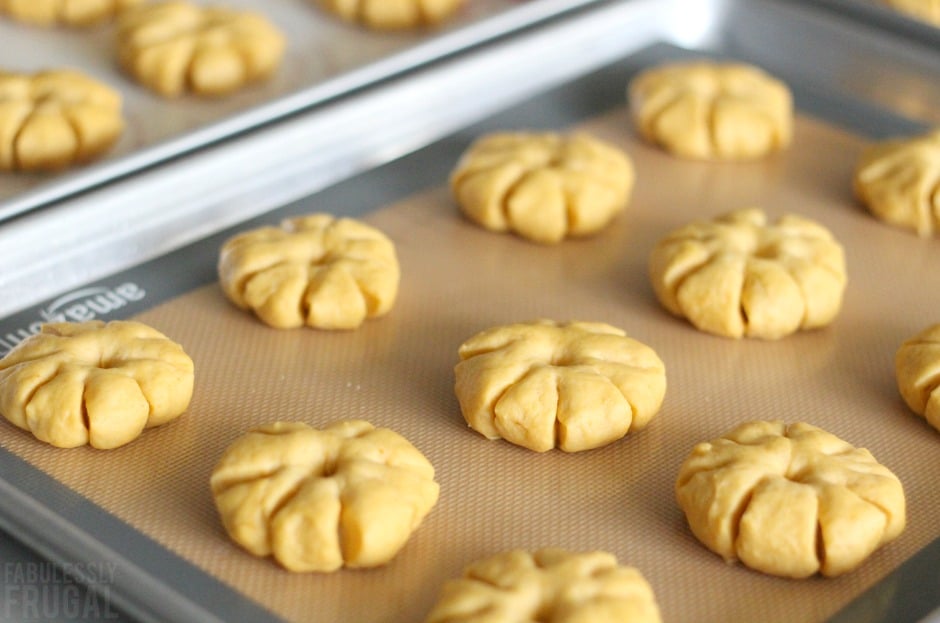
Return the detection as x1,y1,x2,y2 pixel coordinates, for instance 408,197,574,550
0,44,939,620
0,0,594,218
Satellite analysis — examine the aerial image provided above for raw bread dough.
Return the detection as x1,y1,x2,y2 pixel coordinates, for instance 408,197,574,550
116,0,285,97
853,128,940,237
315,0,464,30
628,60,793,160
648,208,847,340
450,132,634,244
676,420,906,578
454,320,666,452
882,0,940,24
210,420,439,572
0,321,194,449
0,69,124,171
218,213,400,330
0,0,139,25
424,548,662,623
895,323,940,432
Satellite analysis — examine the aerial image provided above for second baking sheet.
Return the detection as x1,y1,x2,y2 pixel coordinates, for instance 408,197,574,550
0,0,594,217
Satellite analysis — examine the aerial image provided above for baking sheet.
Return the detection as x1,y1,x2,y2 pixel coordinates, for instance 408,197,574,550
5,93,940,623
0,0,939,621
0,0,598,220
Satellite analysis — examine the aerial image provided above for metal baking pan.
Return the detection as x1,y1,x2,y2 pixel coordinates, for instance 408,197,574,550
0,0,601,221
0,0,939,621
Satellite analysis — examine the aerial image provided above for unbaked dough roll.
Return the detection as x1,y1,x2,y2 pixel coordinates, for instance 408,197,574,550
450,132,634,244
425,548,662,623
0,0,140,26
854,128,940,237
895,323,940,432
218,213,400,330
454,320,666,452
211,420,439,572
676,420,905,578
315,0,464,30
0,69,124,171
648,208,847,339
116,0,286,97
0,320,194,449
628,60,793,161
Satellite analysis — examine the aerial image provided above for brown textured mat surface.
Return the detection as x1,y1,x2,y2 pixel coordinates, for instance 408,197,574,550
2,107,939,622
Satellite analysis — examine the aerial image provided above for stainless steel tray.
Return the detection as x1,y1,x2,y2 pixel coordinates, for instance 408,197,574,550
0,0,939,621
0,0,599,220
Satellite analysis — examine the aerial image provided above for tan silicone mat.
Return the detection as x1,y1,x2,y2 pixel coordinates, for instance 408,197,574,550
2,107,939,622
